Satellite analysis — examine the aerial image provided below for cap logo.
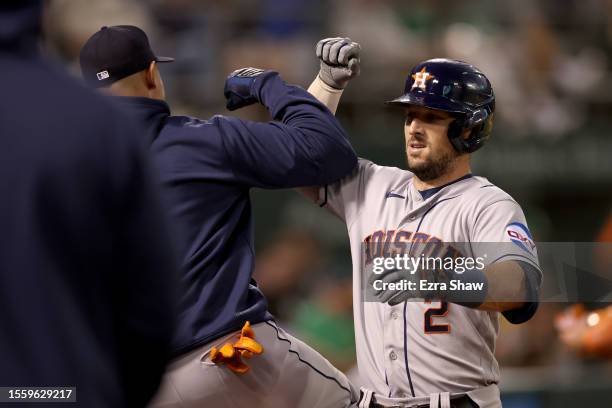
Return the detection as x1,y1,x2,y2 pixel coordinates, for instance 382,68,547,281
411,67,434,91
96,70,110,81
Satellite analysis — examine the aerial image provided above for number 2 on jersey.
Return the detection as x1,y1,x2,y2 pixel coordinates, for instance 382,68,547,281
424,301,450,333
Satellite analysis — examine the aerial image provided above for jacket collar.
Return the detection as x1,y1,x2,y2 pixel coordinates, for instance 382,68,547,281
111,96,171,144
112,96,170,115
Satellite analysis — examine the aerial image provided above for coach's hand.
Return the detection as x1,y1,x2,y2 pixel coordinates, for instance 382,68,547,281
316,37,360,89
224,67,268,111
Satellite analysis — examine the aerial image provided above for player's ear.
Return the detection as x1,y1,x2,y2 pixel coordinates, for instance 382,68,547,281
145,61,157,90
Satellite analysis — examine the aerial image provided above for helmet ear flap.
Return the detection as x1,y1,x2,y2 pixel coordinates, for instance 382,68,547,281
447,108,492,153
465,108,488,129
447,116,466,153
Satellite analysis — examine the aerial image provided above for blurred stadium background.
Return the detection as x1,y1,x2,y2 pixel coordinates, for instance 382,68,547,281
41,0,612,406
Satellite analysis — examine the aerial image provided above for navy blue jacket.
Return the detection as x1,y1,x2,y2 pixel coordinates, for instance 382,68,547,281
115,72,357,355
0,3,178,407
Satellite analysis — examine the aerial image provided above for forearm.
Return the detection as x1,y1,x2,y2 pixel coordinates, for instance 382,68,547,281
433,261,532,312
307,75,344,114
477,261,528,312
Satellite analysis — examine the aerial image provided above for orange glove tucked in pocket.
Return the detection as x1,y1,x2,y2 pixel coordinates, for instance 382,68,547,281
210,321,264,373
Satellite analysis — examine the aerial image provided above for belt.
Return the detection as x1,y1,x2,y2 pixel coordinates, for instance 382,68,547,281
359,389,479,408
413,395,477,408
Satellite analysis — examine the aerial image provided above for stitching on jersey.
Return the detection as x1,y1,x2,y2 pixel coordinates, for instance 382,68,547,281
412,197,459,237
264,321,354,398
403,300,416,398
385,372,391,397
402,196,461,396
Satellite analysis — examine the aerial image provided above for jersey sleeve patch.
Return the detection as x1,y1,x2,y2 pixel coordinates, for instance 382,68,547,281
505,222,536,255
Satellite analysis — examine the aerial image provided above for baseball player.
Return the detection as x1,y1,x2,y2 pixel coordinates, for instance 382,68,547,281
79,26,362,408
303,38,543,407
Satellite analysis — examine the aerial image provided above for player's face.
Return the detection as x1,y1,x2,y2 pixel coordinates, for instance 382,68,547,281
404,106,459,181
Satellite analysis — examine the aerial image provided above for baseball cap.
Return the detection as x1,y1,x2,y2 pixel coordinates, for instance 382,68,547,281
79,25,174,88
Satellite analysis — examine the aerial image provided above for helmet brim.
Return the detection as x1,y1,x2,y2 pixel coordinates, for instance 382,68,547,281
385,92,468,114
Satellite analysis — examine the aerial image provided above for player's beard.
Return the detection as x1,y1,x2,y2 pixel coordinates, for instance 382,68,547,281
406,148,459,181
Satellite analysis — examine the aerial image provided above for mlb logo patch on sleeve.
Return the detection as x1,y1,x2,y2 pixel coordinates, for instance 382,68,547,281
505,222,536,254
96,70,110,81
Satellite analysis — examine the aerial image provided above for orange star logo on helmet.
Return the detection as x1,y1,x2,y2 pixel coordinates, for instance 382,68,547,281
411,67,435,91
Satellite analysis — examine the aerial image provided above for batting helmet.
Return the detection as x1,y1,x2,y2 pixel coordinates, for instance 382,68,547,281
387,58,495,153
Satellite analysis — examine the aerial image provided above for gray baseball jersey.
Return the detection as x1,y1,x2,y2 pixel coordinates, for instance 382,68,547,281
317,159,540,402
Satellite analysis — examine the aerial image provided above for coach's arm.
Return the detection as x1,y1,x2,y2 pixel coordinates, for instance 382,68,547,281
218,67,357,189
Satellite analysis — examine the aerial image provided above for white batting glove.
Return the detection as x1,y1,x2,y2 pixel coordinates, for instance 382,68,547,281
316,37,361,90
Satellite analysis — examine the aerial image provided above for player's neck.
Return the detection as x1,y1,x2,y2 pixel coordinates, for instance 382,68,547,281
413,161,471,191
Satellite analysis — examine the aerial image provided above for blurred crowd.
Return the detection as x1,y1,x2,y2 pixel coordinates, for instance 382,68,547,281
39,0,612,404
44,0,612,139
